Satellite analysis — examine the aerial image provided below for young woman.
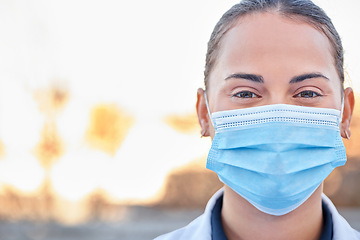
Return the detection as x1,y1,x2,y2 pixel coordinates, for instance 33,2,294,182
156,0,359,239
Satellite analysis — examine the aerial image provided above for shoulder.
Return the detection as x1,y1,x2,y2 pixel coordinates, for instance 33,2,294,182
153,188,224,240
153,215,206,240
322,194,360,240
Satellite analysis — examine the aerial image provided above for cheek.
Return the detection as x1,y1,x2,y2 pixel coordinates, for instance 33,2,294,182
329,75,344,109
209,125,215,140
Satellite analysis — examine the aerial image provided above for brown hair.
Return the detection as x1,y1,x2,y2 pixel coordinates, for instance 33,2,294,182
204,0,344,90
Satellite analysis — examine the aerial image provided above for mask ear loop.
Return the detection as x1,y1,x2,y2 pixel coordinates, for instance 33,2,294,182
345,131,350,140
339,96,345,123
339,96,350,140
204,91,215,127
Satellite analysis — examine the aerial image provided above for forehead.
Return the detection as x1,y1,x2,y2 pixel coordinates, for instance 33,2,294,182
215,12,335,78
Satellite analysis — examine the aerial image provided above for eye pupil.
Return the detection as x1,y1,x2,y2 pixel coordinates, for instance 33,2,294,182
243,92,250,98
234,91,260,99
238,91,254,98
300,91,316,98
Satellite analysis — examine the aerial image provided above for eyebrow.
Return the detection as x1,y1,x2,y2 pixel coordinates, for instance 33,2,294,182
225,72,329,84
225,73,264,83
289,73,329,83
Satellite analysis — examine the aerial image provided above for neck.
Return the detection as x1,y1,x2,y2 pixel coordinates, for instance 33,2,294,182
221,185,324,240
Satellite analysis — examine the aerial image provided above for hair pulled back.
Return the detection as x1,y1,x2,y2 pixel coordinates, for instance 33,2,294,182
204,0,344,90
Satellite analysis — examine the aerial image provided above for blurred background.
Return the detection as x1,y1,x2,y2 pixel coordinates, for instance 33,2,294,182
0,0,359,239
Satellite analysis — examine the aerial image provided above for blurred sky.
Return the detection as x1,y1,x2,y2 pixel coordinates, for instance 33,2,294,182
0,0,359,203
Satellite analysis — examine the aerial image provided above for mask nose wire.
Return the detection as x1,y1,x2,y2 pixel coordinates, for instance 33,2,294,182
204,91,215,127
205,93,345,130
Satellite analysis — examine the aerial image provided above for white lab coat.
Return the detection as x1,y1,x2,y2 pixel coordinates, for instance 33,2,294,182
155,188,360,240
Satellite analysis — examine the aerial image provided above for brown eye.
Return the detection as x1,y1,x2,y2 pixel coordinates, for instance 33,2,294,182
295,91,321,98
234,91,260,98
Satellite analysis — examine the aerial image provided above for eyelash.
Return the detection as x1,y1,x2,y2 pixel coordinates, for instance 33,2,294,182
232,90,322,99
294,90,322,98
233,90,260,98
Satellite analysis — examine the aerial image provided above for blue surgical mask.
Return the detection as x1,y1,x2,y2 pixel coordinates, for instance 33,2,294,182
205,96,346,216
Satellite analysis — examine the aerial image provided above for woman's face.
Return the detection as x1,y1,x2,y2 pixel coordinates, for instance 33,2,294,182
199,12,352,138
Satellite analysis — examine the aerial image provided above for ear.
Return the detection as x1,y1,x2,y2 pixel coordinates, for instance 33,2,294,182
340,87,355,139
196,88,211,137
